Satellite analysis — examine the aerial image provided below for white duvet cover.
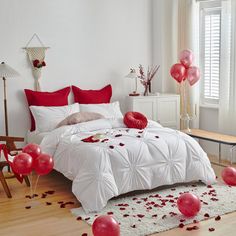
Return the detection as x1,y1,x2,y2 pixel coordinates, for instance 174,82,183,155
40,118,216,213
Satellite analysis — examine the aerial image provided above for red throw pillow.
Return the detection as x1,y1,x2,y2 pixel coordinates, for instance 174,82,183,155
124,112,148,130
72,84,112,104
24,87,70,131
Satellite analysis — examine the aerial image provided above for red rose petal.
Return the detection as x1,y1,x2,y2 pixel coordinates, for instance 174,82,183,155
107,212,113,215
179,223,185,228
120,207,126,210
109,145,115,149
204,213,210,218
215,215,221,221
119,143,125,146
45,190,55,194
162,215,167,219
209,228,215,232
84,217,90,221
136,135,141,138
25,206,31,209
81,233,88,236
186,226,199,231
76,216,82,221
123,214,129,217
193,220,199,224
137,214,145,218
152,214,158,218
101,139,109,143
155,136,159,138
46,202,52,205
115,134,122,137
180,219,186,222
131,224,136,228
41,193,47,198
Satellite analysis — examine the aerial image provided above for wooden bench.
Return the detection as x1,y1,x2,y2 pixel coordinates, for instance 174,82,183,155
182,129,236,166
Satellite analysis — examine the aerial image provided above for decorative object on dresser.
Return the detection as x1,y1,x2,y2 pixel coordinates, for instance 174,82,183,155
170,49,200,132
23,33,50,91
0,62,20,136
125,69,139,96
127,94,180,130
138,64,160,96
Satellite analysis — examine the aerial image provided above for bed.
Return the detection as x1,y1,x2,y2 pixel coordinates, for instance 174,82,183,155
39,118,216,213
24,87,216,213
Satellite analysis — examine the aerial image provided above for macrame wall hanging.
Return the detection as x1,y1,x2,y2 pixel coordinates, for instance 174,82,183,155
23,34,50,91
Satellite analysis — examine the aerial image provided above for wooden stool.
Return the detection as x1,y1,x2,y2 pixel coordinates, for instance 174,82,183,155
0,136,30,198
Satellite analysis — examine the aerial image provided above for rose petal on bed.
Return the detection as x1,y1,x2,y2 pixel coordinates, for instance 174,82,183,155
76,216,82,221
46,202,52,206
119,143,125,146
204,213,210,218
210,198,219,201
179,223,185,228
131,224,136,228
109,145,115,149
207,185,213,188
186,226,199,231
45,190,55,194
137,214,145,218
215,215,221,221
180,219,186,222
193,220,199,224
60,204,66,208
101,138,109,143
209,228,215,232
115,134,122,137
171,188,176,191
138,131,143,134
84,217,90,221
41,193,47,198
25,195,31,199
107,212,114,215
123,214,129,217
136,135,141,138
162,215,167,219
25,206,31,209
81,233,88,236
166,194,174,198
120,207,126,210
57,201,64,204
152,214,158,218
155,136,159,138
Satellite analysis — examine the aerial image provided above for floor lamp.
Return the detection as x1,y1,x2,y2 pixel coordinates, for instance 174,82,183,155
0,62,20,136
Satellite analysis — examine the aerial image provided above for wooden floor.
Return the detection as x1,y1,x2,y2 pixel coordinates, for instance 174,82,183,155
0,156,235,236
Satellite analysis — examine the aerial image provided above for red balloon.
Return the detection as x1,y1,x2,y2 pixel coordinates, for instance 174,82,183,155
23,143,41,160
34,154,54,175
221,167,236,186
12,153,33,175
187,66,200,86
179,49,194,68
170,63,186,83
92,215,120,236
177,193,201,217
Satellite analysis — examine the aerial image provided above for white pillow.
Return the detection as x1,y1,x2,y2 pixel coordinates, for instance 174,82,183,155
30,103,80,132
79,101,123,119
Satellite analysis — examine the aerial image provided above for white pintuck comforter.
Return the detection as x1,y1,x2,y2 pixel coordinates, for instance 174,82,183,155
40,118,216,213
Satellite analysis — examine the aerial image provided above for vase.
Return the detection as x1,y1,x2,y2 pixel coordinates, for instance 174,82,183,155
143,85,149,96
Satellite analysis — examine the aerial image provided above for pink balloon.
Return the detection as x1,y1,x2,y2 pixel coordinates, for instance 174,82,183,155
12,153,33,175
187,66,200,86
222,167,236,186
179,49,194,68
170,63,186,83
23,143,41,161
34,154,54,176
92,215,120,236
177,193,201,217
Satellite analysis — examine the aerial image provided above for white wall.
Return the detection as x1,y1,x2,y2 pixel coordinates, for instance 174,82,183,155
0,0,152,137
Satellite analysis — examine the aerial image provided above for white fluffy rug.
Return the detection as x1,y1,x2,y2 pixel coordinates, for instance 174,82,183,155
71,182,236,236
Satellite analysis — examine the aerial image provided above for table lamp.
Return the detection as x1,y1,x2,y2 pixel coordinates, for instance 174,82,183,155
0,62,20,136
125,69,139,96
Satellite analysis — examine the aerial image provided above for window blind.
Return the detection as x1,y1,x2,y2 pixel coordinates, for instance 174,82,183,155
202,9,221,100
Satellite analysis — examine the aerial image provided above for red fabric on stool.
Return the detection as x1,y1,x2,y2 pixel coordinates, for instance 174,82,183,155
124,112,148,129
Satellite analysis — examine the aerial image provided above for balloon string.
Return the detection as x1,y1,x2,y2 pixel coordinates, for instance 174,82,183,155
29,172,33,198
33,175,40,197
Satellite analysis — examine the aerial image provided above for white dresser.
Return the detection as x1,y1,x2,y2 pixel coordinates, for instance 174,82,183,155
126,94,180,130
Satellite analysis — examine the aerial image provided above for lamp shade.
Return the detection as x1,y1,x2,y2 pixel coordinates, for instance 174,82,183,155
0,62,20,78
125,69,137,79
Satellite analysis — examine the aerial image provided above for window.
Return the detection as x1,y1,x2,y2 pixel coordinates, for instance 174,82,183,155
199,0,231,106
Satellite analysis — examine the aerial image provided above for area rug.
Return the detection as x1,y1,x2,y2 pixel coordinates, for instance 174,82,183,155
71,182,236,236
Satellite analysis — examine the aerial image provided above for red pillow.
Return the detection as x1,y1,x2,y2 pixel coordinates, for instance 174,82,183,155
124,112,148,130
24,87,70,131
72,84,112,104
